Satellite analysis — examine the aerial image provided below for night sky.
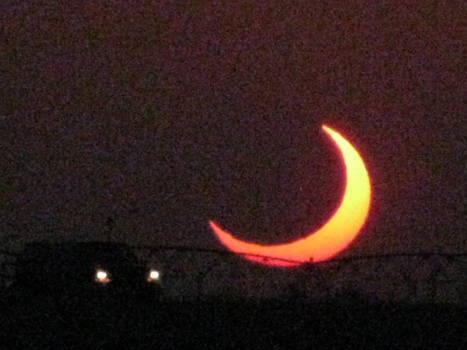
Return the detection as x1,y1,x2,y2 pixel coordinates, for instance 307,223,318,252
1,1,465,296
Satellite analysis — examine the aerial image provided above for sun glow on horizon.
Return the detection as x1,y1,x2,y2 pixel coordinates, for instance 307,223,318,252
208,124,371,267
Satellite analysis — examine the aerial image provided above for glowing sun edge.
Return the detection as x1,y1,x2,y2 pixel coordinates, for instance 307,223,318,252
208,124,371,267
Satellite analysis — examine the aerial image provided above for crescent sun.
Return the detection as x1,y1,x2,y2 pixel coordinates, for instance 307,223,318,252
208,124,371,267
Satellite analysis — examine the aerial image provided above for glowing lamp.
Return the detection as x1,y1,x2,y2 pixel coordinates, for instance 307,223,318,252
95,269,110,283
147,269,160,282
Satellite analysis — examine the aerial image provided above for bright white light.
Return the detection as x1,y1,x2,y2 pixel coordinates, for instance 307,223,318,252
148,269,160,282
96,269,110,283
97,270,107,279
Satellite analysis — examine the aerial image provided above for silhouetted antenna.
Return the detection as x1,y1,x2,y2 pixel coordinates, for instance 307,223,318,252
105,216,115,241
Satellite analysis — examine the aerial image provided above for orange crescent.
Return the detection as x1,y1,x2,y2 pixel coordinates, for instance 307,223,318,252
208,124,371,267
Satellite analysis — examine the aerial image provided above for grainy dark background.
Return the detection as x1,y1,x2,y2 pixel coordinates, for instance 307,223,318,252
1,1,465,262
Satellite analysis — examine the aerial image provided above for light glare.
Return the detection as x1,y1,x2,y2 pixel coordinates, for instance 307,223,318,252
96,269,110,283
148,269,160,282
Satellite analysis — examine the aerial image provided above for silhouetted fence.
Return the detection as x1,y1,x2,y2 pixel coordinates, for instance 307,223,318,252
133,246,467,303
1,245,466,303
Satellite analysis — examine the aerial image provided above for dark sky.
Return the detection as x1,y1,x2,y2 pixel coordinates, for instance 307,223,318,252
1,0,465,265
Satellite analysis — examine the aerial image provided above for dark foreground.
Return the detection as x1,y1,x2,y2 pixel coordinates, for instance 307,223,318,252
1,293,466,349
